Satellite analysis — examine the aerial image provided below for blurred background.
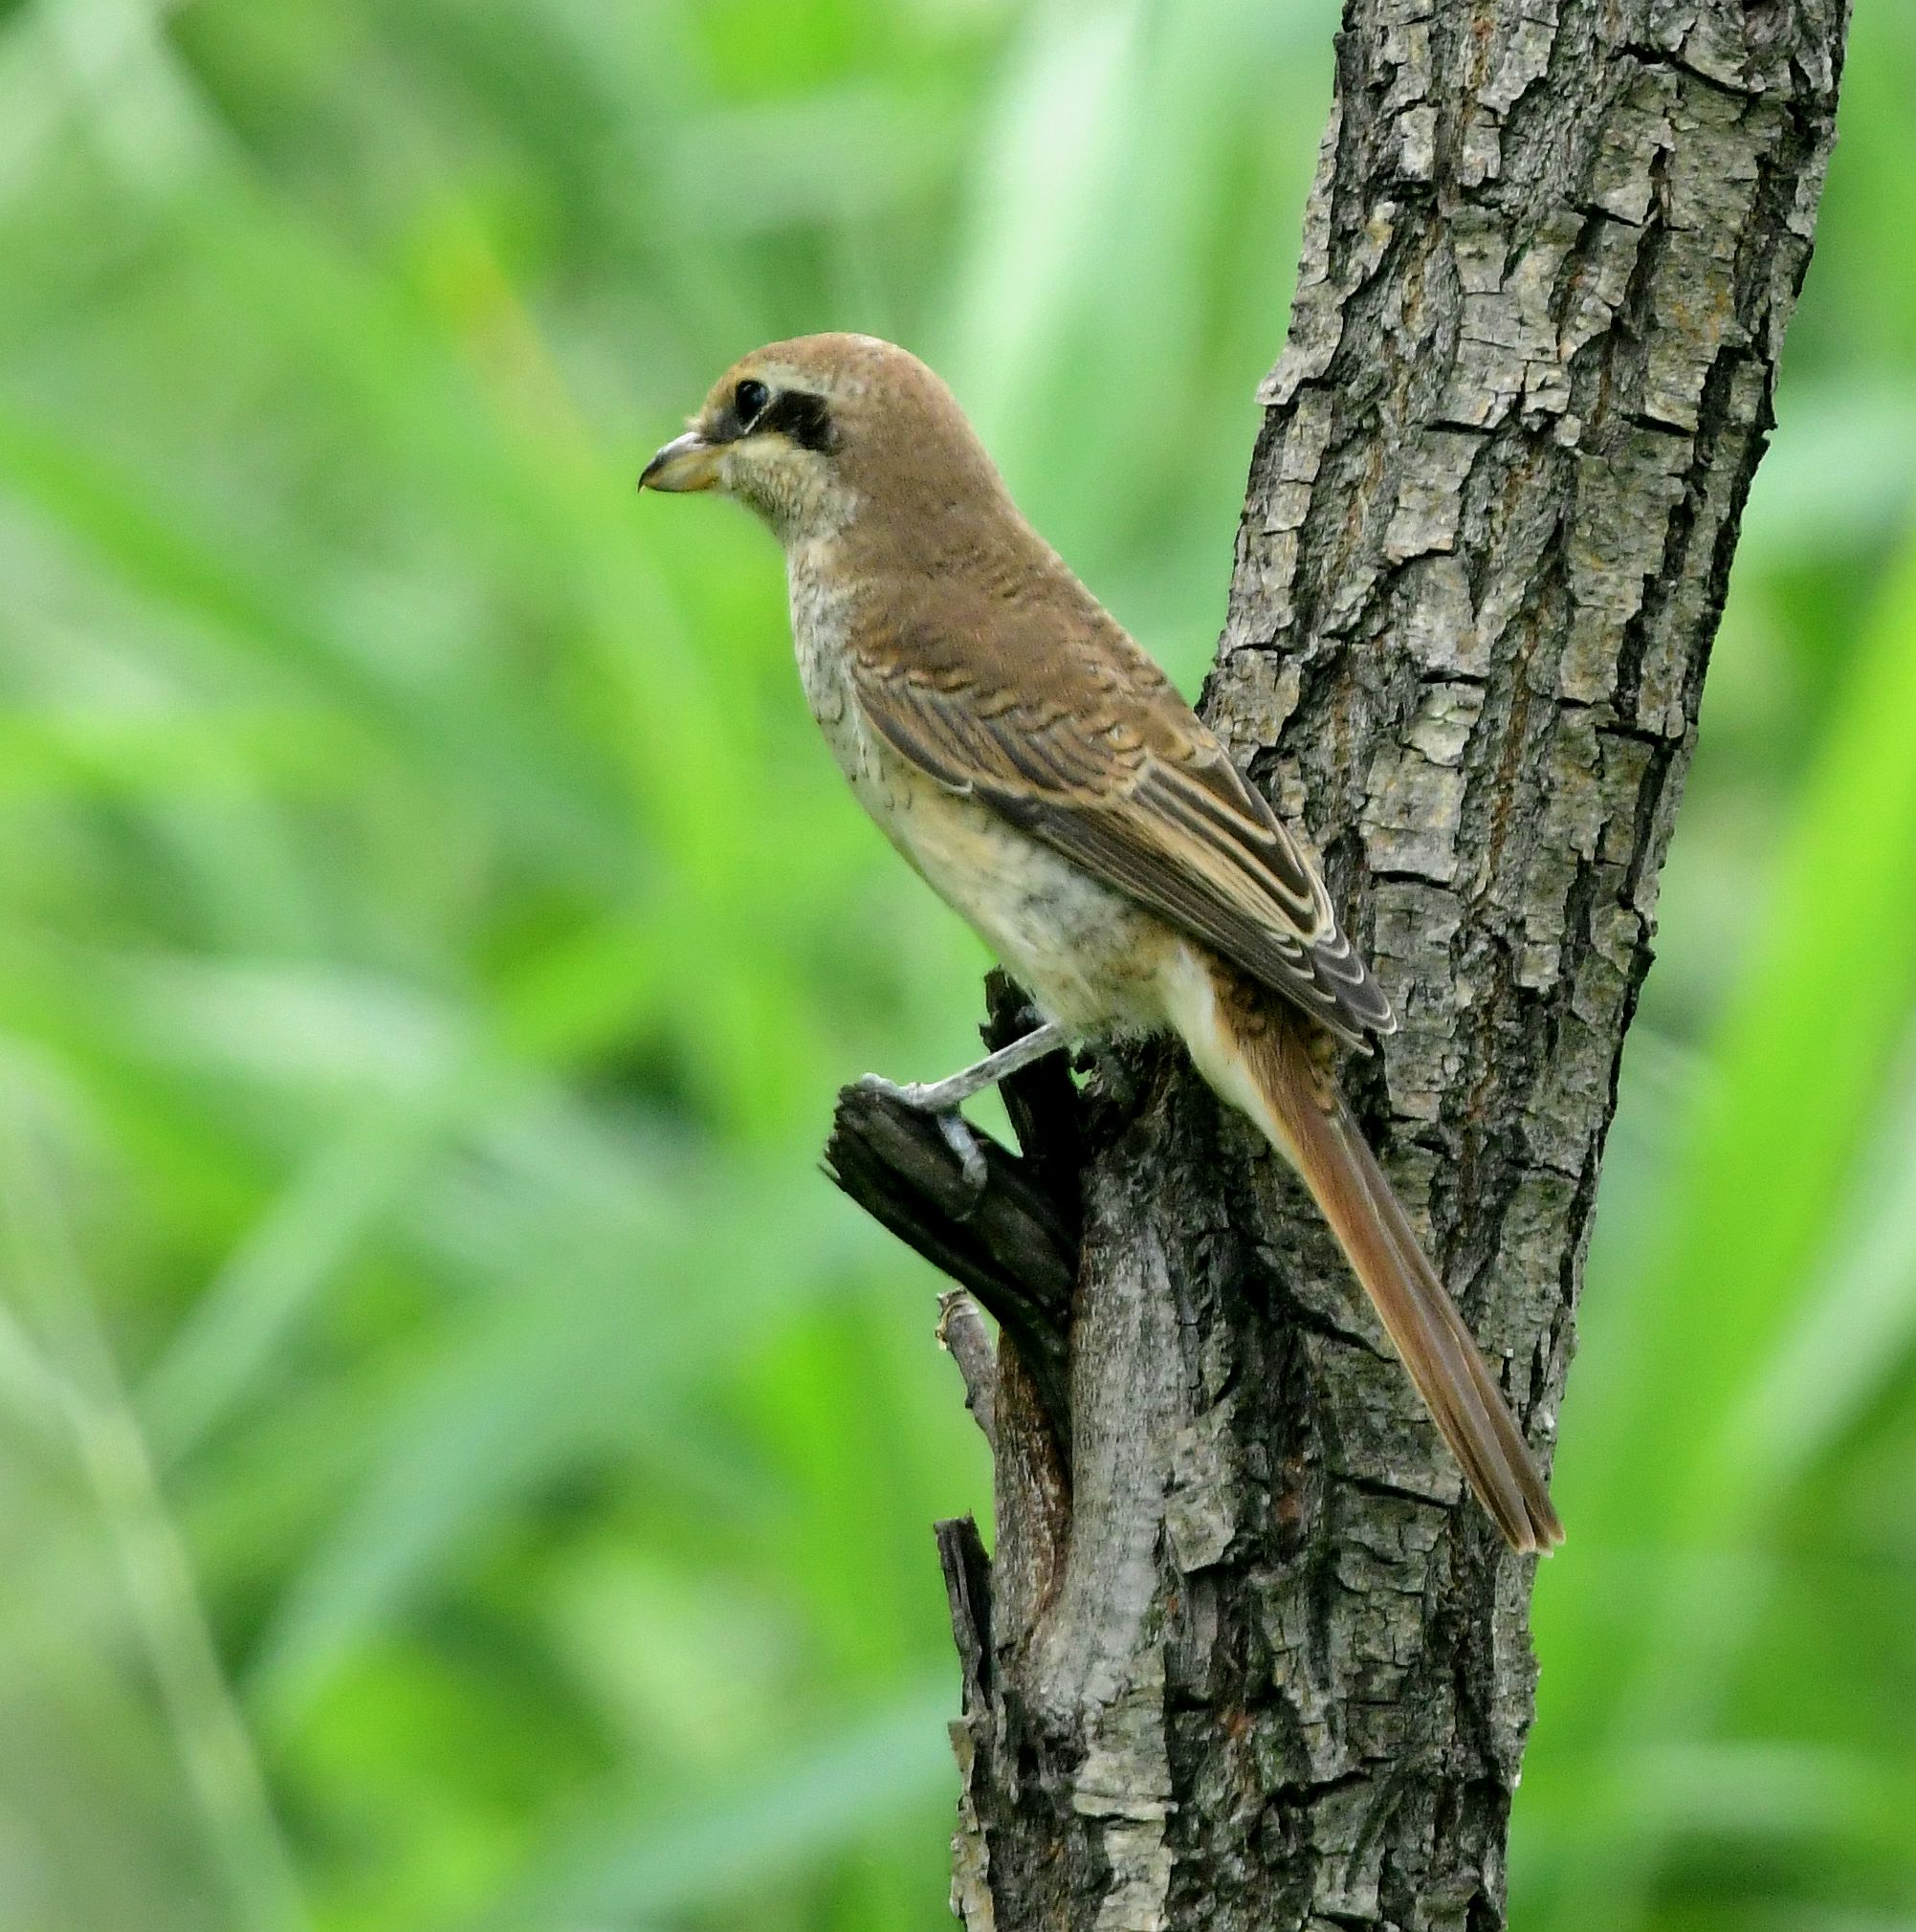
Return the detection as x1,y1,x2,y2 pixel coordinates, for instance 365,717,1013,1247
0,0,1912,1928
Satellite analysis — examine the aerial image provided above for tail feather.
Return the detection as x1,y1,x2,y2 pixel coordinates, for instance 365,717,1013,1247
1221,994,1563,1554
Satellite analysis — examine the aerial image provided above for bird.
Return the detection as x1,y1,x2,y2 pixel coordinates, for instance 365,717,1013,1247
639,332,1562,1555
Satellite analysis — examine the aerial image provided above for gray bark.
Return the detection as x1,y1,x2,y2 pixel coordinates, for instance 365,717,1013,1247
828,0,1848,1925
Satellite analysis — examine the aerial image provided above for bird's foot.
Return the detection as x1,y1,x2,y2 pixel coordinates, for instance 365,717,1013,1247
855,1072,989,1193
852,1023,1069,1196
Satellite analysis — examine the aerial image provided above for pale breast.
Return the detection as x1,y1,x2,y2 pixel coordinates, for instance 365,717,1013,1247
785,545,1171,1036
787,539,897,803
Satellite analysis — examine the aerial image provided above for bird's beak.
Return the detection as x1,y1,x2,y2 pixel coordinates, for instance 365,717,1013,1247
638,429,723,494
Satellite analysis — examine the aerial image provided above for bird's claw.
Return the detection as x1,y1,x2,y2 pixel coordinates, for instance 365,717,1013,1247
855,1073,989,1195
936,1110,989,1193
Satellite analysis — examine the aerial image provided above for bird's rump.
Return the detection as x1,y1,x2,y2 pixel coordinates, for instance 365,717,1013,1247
847,596,1394,1046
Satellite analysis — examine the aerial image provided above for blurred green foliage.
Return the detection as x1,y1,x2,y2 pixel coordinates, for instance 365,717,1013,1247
0,1,1911,1929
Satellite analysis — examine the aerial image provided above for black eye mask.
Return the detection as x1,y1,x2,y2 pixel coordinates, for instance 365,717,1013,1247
721,384,835,453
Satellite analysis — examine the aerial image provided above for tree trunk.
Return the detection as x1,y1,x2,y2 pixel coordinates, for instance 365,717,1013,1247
828,1,1848,1924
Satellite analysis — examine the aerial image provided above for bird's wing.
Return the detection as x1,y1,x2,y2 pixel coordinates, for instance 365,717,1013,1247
847,594,1393,1045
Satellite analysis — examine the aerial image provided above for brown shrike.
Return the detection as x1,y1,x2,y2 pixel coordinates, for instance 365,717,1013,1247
641,333,1561,1554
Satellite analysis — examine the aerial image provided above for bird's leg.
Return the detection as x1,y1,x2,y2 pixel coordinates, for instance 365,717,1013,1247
874,1021,1071,1110
856,1021,1070,1190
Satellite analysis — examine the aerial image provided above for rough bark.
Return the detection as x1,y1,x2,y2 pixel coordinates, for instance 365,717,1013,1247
829,1,1847,1925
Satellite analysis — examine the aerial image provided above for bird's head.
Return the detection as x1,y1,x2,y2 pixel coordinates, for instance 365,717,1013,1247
639,333,1011,549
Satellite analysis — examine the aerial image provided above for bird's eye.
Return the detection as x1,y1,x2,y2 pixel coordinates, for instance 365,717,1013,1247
734,379,770,428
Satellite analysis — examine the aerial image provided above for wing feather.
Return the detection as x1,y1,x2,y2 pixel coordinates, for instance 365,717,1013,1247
848,600,1394,1045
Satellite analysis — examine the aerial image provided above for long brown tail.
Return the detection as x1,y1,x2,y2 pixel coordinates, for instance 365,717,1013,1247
1209,991,1563,1554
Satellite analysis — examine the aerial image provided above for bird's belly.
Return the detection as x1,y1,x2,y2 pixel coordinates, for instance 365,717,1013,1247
790,601,1167,1035
882,769,1171,1035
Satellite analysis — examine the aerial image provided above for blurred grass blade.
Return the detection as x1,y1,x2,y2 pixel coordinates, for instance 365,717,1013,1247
0,1065,308,1932
141,1061,484,1461
483,1678,957,1930
250,1154,855,1716
942,1,1141,450
1718,1024,1916,1492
